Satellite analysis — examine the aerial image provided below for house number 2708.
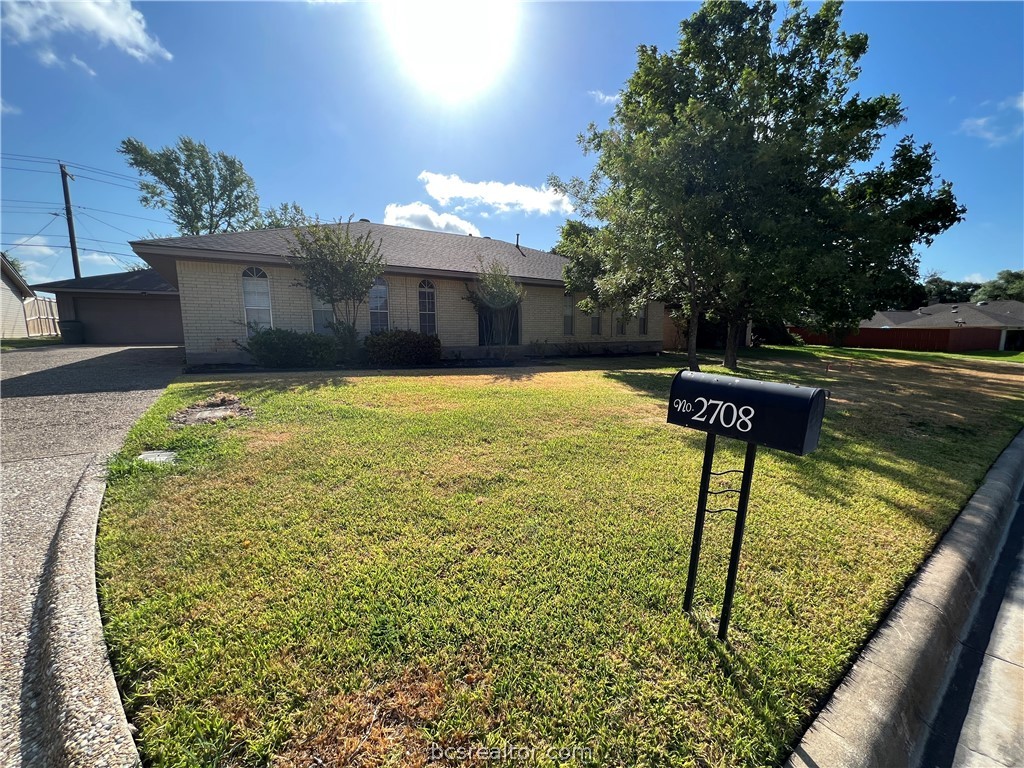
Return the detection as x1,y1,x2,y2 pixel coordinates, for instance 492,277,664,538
671,398,755,432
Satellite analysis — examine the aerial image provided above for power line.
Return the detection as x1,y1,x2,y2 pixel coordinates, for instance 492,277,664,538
4,232,130,247
76,210,142,239
73,174,142,191
0,242,138,259
2,165,60,175
2,214,62,253
75,205,168,225
2,199,169,226
1,153,140,183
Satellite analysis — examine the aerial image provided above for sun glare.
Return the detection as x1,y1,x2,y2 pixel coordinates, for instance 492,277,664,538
381,0,521,104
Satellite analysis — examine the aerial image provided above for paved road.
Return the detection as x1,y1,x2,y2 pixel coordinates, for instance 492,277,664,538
921,486,1024,768
0,346,182,767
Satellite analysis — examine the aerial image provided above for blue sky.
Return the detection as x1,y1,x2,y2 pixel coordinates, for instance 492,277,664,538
2,1,1021,288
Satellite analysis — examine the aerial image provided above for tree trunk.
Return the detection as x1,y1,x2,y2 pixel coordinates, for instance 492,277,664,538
723,319,743,370
687,297,700,372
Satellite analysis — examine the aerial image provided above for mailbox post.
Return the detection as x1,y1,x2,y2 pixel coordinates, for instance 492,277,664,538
667,371,826,641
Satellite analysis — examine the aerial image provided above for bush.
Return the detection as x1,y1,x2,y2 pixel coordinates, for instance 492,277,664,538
329,321,364,366
243,327,337,369
364,329,442,367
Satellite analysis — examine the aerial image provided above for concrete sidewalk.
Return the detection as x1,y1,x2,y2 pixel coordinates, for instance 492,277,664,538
1,346,181,768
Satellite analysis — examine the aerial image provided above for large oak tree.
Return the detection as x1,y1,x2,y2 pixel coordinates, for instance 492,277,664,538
553,0,964,370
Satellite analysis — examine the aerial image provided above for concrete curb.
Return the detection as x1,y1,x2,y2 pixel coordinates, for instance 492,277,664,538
37,456,141,768
787,428,1024,768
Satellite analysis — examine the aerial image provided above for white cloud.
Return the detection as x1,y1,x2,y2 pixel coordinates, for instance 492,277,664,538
81,251,120,268
71,53,96,76
1,0,171,63
383,201,480,237
1,98,22,115
418,171,572,216
5,235,65,282
588,89,620,106
960,92,1024,146
37,47,62,67
963,272,988,283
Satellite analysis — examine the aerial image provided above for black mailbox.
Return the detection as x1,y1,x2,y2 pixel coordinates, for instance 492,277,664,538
667,371,826,456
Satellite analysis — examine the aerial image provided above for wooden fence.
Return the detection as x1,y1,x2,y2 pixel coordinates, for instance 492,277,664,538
25,296,59,337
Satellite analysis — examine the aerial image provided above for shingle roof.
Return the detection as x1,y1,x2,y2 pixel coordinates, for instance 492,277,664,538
860,310,921,328
130,221,569,284
863,300,1024,330
32,268,178,294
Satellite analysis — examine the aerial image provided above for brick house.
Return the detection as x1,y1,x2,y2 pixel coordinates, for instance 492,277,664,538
790,300,1024,352
131,222,663,365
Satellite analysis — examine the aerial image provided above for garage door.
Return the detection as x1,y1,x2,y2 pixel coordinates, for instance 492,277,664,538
76,296,184,344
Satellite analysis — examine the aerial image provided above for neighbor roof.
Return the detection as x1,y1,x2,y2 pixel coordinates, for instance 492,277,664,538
32,268,178,295
860,300,1024,330
130,221,568,285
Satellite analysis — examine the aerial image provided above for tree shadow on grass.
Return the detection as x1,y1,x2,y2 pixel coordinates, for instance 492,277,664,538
605,355,1023,537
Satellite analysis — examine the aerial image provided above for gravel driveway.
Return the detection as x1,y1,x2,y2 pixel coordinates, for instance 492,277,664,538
1,345,182,767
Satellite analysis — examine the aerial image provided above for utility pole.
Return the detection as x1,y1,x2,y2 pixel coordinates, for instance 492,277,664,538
59,163,81,279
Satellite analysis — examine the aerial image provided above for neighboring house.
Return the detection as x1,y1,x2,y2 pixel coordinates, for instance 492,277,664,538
2,254,59,338
129,222,664,365
32,269,183,345
792,300,1024,352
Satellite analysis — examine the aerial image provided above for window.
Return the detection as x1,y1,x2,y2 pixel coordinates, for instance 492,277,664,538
590,312,602,336
418,280,437,336
311,293,333,334
638,303,648,335
563,294,574,336
369,277,389,333
242,267,271,336
616,311,627,336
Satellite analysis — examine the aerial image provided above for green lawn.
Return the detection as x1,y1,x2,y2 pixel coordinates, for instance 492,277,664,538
97,350,1024,767
0,335,63,352
751,343,1024,365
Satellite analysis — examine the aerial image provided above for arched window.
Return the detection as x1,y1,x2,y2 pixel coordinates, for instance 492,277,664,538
242,267,271,336
369,277,389,333
418,280,437,336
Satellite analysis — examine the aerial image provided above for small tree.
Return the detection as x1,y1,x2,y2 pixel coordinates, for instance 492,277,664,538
260,201,315,229
465,258,525,358
284,217,384,328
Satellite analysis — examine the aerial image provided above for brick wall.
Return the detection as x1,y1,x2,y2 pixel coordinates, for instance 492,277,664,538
177,259,664,363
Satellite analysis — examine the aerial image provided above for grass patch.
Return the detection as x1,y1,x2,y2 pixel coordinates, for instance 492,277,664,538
746,343,1024,366
97,351,1024,767
0,335,63,352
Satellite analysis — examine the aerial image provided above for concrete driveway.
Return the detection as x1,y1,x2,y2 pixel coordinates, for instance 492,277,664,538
1,345,183,767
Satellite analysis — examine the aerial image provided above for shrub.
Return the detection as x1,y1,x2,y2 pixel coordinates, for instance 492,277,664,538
364,329,442,367
243,327,337,369
329,321,364,366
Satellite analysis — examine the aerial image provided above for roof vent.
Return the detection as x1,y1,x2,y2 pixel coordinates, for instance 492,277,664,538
977,300,989,305
950,304,959,309
359,218,370,222
951,309,958,313
483,236,491,240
